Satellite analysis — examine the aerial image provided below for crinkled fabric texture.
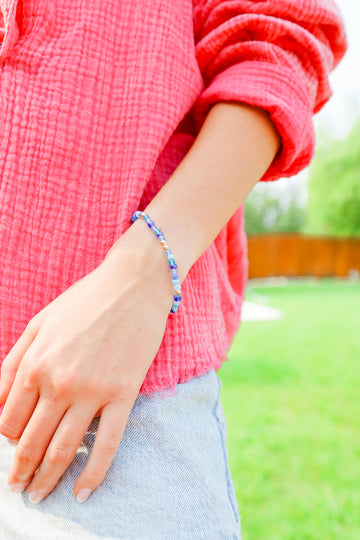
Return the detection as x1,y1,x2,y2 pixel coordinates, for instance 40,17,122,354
0,368,241,539
0,0,347,393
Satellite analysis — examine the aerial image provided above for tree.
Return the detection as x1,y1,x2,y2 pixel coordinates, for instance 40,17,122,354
244,179,306,235
302,119,360,237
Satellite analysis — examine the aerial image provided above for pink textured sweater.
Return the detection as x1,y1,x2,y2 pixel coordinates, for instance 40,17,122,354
0,1,347,393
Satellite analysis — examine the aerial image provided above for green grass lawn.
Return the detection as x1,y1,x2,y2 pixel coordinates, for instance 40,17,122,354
218,279,360,540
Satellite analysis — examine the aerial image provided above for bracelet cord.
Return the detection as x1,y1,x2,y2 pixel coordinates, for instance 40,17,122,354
131,211,182,314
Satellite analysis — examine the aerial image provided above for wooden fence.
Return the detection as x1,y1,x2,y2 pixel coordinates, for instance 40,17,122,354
247,234,360,278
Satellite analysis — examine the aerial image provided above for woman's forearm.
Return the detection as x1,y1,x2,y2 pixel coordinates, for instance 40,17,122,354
111,101,281,305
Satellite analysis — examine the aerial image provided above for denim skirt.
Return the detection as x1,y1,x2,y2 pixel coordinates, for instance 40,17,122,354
0,368,241,539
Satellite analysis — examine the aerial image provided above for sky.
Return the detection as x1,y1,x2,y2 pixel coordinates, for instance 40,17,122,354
316,0,360,136
249,0,360,207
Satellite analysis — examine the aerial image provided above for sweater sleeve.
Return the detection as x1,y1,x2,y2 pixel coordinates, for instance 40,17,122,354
191,0,348,181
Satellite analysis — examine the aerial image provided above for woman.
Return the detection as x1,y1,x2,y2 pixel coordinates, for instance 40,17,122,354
0,0,347,538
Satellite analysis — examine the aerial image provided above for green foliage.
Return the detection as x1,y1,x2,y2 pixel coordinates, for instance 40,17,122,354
219,279,360,540
303,120,360,237
244,186,305,235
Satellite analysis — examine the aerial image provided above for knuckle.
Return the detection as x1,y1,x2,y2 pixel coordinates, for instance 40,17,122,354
56,371,76,394
77,377,105,400
101,436,119,455
113,376,138,401
0,421,19,439
88,469,103,484
25,317,39,334
21,354,46,391
1,356,15,375
47,371,76,402
21,348,38,367
48,444,74,465
22,368,42,392
16,443,38,465
86,378,100,395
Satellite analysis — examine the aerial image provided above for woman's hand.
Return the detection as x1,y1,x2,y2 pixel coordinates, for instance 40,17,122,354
0,226,174,504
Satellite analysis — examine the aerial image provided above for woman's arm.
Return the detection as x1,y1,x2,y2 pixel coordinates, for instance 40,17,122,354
116,101,281,299
0,100,280,503
0,0,346,506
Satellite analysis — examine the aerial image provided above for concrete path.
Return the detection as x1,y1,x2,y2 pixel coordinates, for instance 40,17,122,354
241,301,283,322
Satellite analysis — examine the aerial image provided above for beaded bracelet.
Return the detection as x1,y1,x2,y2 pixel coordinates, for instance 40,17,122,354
131,211,182,314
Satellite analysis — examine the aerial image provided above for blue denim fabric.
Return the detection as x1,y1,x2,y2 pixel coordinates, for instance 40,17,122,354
0,368,241,539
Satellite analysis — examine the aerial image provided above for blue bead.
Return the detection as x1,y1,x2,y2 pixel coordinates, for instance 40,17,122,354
130,211,182,315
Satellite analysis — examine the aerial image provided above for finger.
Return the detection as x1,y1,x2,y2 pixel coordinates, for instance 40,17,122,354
27,403,97,504
74,399,133,503
0,338,46,439
6,438,20,447
7,397,66,493
0,376,39,441
0,320,38,404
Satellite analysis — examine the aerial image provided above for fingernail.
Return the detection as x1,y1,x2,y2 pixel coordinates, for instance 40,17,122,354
7,438,19,446
9,483,26,493
29,491,44,504
77,488,91,503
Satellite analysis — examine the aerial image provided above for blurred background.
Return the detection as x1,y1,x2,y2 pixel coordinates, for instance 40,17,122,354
218,1,360,539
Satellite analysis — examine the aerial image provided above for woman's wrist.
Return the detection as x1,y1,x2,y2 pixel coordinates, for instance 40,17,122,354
102,101,280,317
103,217,176,314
